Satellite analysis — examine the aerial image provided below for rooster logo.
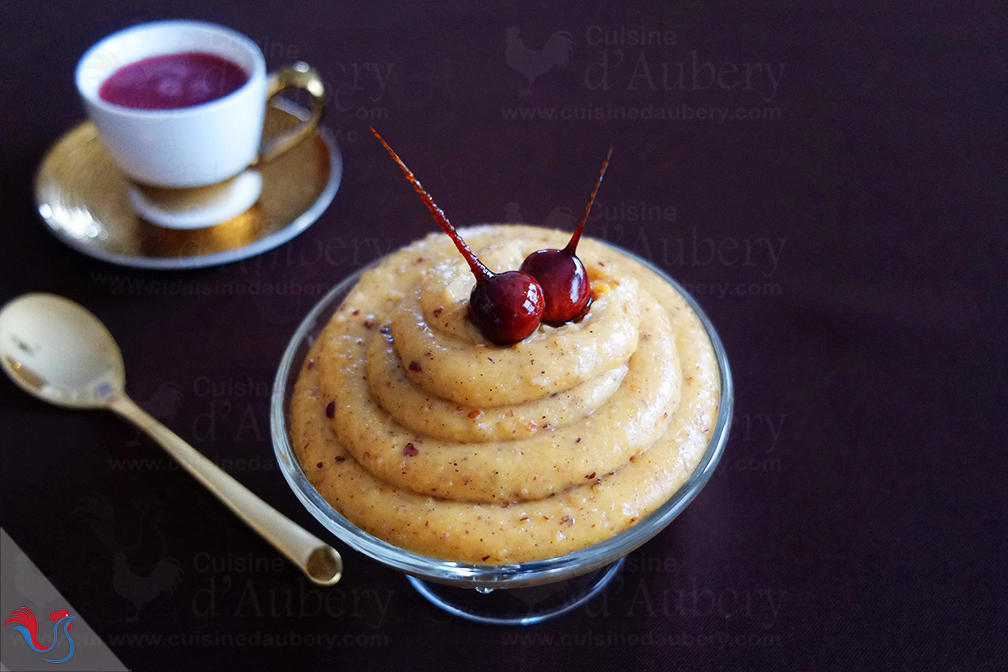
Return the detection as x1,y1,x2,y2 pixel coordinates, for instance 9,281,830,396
74,494,183,622
504,202,576,230
3,607,76,663
505,27,575,95
126,382,183,446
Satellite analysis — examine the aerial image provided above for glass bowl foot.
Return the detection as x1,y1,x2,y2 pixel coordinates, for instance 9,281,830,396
406,557,625,626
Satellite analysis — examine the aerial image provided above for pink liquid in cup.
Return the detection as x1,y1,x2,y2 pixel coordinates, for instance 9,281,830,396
99,51,249,110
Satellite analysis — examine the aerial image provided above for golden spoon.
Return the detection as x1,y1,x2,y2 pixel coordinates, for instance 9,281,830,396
0,293,341,586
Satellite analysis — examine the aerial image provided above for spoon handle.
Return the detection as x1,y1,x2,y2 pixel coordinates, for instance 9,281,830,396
108,395,342,586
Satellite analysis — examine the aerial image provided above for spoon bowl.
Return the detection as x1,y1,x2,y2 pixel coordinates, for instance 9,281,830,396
0,292,342,586
0,294,124,409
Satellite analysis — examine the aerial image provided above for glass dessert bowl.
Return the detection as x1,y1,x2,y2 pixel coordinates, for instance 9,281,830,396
271,227,733,625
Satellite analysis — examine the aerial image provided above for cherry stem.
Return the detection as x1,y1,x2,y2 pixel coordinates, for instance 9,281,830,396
565,147,613,256
371,126,493,282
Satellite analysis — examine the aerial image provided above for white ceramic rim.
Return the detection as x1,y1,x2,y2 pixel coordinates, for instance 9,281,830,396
270,240,734,589
75,19,266,117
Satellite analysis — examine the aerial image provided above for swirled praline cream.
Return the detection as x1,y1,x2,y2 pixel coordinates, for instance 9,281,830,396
291,225,720,564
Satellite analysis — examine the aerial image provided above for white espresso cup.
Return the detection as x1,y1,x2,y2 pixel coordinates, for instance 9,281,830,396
75,20,325,227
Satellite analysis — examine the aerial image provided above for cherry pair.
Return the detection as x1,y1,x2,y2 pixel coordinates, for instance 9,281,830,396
371,127,611,345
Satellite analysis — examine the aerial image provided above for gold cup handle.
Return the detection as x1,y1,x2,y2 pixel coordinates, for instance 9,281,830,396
256,62,326,165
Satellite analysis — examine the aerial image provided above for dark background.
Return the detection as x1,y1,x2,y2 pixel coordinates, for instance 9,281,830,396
1,0,1005,669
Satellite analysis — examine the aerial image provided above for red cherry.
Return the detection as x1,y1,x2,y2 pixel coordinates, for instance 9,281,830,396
469,270,545,344
371,127,545,345
520,149,611,324
519,249,590,325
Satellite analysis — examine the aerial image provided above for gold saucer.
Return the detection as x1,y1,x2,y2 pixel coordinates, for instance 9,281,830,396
34,100,341,269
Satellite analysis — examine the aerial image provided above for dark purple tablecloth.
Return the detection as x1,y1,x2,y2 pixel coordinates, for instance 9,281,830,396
1,1,1004,669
